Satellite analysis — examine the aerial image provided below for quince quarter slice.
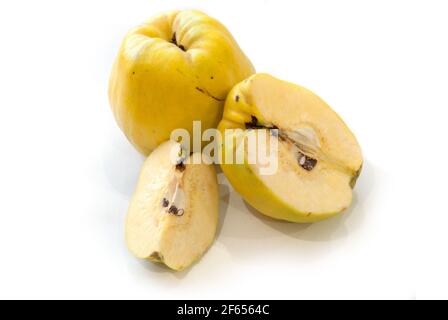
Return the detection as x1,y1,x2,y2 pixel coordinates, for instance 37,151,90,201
126,141,219,270
218,74,362,223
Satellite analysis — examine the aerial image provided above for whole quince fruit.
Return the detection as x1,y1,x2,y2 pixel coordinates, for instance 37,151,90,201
109,10,255,155
218,74,362,223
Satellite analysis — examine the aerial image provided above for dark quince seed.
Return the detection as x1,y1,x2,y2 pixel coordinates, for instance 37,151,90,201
168,205,184,217
168,205,178,215
162,198,169,207
175,161,186,172
298,153,317,171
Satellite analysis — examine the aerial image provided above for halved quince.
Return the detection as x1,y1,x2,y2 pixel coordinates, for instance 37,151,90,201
218,74,362,223
126,140,219,270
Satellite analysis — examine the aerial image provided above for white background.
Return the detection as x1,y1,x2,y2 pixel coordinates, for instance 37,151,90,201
0,0,446,300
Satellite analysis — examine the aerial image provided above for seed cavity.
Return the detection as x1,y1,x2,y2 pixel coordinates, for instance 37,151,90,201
163,165,186,217
244,115,319,171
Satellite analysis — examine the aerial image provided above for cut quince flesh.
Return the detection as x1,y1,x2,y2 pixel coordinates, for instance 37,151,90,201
219,74,362,222
126,141,219,270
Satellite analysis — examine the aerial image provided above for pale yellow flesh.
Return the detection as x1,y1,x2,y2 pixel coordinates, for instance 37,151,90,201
126,141,219,270
247,74,362,172
248,131,353,215
219,73,363,222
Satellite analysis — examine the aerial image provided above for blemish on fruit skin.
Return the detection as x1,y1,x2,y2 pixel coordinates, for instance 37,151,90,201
176,68,185,76
235,95,240,102
195,87,224,102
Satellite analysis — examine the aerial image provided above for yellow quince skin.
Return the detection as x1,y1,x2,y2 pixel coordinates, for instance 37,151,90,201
109,10,255,155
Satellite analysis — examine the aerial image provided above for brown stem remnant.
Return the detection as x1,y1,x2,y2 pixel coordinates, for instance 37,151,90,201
171,32,186,51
